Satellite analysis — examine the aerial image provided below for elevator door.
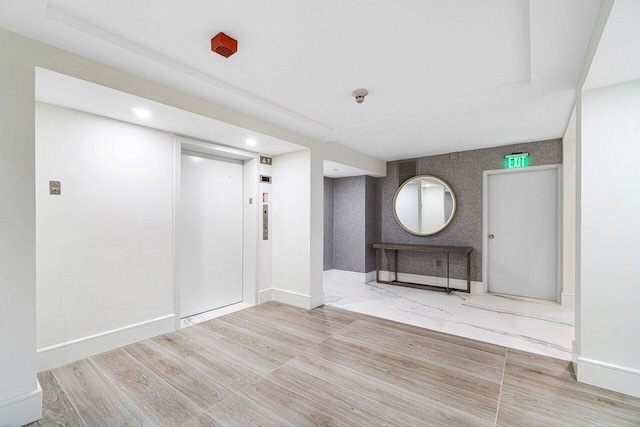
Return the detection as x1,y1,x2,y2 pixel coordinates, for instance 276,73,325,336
180,152,243,318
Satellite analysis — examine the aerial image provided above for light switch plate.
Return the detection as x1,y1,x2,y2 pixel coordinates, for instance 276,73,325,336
49,181,61,195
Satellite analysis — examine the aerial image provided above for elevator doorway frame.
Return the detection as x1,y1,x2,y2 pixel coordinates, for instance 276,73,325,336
173,136,260,329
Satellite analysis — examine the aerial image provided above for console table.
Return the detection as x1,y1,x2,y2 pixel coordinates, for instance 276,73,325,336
373,243,473,294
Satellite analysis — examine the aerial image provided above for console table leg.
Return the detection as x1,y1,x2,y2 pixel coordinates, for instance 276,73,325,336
446,252,450,293
466,253,471,293
394,250,398,282
376,248,380,283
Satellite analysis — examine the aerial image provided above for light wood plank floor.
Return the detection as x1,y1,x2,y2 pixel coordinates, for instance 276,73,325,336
29,301,640,427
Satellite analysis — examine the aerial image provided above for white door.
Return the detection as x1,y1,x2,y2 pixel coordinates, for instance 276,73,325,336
180,152,243,318
486,167,559,301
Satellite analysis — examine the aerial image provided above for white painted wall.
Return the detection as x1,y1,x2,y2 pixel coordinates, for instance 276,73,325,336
0,31,41,426
35,103,175,366
309,150,325,304
577,80,640,397
243,158,259,305
270,150,317,308
259,161,273,293
562,109,577,308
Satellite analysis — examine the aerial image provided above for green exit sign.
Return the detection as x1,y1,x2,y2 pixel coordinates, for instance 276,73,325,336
504,153,529,169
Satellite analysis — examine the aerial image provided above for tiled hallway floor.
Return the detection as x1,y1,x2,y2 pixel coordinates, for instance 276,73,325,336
324,279,575,360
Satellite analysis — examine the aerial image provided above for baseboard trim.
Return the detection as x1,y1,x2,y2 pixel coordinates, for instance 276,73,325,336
378,271,486,293
0,382,42,427
575,352,640,398
323,270,335,281
561,292,575,308
37,314,176,371
325,269,376,284
259,288,324,310
365,270,377,283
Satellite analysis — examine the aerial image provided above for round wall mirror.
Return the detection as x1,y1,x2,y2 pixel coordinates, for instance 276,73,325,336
393,175,456,236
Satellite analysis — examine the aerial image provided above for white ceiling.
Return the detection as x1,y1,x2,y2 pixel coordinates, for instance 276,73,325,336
584,0,640,91
323,160,373,178
36,68,304,156
1,0,602,161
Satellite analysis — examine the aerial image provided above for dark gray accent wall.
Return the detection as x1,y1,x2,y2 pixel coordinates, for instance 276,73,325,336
333,176,366,272
324,175,377,273
323,177,334,271
365,176,377,272
378,139,563,281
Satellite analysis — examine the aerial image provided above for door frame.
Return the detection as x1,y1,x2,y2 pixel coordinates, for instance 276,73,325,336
173,136,260,329
482,164,563,302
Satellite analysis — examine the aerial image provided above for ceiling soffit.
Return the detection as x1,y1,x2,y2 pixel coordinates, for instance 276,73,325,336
41,0,535,140
0,0,600,159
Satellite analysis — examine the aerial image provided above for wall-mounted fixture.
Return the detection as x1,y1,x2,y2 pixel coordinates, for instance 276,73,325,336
504,152,529,169
262,205,269,240
260,156,272,165
211,32,238,58
49,181,61,195
393,175,456,236
351,88,369,104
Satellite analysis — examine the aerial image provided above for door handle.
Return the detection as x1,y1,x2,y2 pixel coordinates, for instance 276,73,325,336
488,234,495,239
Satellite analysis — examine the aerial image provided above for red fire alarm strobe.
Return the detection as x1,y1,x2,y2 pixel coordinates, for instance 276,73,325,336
211,32,238,58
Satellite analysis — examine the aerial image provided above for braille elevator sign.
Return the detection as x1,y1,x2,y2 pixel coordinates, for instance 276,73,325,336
504,153,529,169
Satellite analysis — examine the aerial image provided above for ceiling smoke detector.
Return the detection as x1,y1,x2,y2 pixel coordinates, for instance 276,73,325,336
351,88,369,104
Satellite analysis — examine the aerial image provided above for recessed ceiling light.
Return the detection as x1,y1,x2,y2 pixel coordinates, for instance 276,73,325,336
246,138,257,146
132,108,151,118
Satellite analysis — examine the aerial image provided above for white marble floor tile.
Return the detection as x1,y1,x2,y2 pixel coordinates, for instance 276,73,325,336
463,292,574,326
323,278,575,361
444,304,573,358
323,279,373,297
325,280,465,331
440,320,572,360
330,294,451,331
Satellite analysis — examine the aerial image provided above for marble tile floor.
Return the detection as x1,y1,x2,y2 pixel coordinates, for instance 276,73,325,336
324,278,575,360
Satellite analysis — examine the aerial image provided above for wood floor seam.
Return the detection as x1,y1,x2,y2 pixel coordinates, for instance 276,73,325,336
266,359,429,427
141,338,233,387
194,366,276,420
48,369,90,427
179,330,321,426
92,349,207,416
194,317,303,361
86,356,157,426
198,307,367,426
494,347,508,427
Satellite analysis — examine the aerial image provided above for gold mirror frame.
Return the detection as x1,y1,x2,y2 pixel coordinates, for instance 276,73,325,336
392,175,457,236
